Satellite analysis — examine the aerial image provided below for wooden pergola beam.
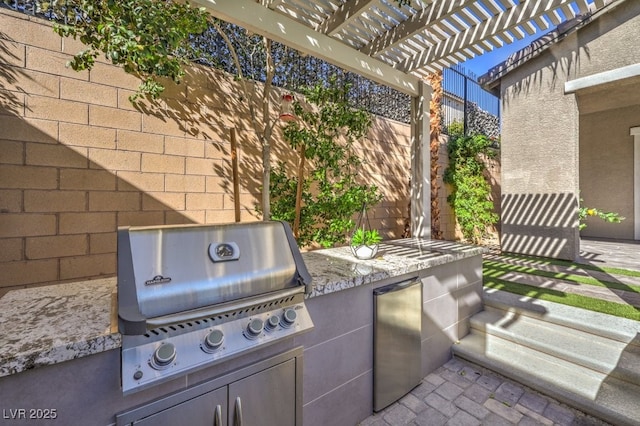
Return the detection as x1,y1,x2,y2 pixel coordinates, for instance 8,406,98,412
195,0,421,96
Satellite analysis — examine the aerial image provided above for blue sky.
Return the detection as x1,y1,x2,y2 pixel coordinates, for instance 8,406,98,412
462,30,551,78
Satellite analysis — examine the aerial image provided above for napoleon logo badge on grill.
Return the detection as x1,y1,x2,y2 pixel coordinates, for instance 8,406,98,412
208,242,240,262
145,275,172,285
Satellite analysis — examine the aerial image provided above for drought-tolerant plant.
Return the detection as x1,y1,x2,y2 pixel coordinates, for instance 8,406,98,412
351,228,382,246
444,130,498,244
268,76,382,248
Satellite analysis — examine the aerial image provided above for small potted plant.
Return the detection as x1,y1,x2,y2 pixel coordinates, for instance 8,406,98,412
350,227,382,260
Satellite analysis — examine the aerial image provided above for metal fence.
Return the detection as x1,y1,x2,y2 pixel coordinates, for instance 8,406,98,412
442,65,500,139
2,1,498,136
1,0,77,23
191,22,412,124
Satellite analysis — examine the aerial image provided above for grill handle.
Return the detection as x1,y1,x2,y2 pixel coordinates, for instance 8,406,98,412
214,404,222,426
279,221,313,294
234,397,243,426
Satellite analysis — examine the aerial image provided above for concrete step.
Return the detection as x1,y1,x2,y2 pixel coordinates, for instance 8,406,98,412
453,289,640,426
470,308,640,386
483,288,640,349
453,332,640,426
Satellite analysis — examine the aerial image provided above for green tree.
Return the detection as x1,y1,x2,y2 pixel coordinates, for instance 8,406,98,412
269,77,382,248
53,0,209,101
444,128,498,244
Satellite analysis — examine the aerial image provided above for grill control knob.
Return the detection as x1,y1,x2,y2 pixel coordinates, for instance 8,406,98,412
202,329,224,353
266,315,280,330
151,343,176,369
245,318,264,339
280,308,297,328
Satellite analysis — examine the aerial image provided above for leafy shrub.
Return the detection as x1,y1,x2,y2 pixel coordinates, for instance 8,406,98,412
578,198,625,231
53,0,209,101
269,77,382,248
444,133,498,244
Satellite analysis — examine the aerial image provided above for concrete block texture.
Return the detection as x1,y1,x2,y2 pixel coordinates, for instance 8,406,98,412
2,258,58,287
60,77,118,107
0,115,59,143
0,8,411,290
0,189,22,213
1,140,24,165
0,213,56,238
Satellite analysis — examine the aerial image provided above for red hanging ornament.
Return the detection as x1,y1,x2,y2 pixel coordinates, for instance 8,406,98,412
279,94,296,122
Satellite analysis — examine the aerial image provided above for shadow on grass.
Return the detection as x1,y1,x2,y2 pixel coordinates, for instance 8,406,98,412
484,239,640,317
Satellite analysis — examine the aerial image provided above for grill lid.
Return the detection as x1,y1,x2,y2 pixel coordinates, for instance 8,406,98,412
118,221,311,335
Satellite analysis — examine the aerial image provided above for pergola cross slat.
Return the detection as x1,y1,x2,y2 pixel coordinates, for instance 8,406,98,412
245,0,612,79
396,0,583,73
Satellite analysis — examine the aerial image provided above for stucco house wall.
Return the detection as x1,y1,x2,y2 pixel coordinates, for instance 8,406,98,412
579,96,639,239
497,1,640,260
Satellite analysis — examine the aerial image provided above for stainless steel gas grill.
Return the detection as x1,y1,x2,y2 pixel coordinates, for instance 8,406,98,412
117,221,313,395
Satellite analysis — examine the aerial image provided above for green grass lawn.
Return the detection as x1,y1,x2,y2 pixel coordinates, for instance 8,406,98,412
483,260,640,294
484,255,640,322
496,253,640,278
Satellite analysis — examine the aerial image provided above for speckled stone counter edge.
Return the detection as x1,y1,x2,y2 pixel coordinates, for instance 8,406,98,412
0,238,485,378
305,238,485,297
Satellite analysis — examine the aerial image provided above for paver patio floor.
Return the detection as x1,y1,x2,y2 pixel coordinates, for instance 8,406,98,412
360,357,611,426
359,238,639,426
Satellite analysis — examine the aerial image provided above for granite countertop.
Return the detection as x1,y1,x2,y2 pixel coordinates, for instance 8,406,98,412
0,277,120,377
305,238,485,297
0,238,484,378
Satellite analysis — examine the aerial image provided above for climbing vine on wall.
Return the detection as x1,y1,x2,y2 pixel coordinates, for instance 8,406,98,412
444,125,498,244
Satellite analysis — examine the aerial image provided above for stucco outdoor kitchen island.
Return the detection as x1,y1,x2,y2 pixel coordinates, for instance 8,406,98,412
0,238,484,426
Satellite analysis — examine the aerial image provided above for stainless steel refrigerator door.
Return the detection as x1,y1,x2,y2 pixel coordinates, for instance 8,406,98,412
373,278,422,412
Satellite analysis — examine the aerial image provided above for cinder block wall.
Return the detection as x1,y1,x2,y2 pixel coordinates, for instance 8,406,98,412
0,9,412,293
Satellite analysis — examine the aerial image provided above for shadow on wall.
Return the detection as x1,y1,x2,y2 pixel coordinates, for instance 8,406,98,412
0,109,197,292
130,66,265,220
501,192,578,260
0,30,21,115
1,19,413,293
0,32,200,293
503,1,639,103
141,64,413,241
503,39,590,104
358,117,412,238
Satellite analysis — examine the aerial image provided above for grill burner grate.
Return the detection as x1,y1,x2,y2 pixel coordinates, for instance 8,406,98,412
139,294,299,341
